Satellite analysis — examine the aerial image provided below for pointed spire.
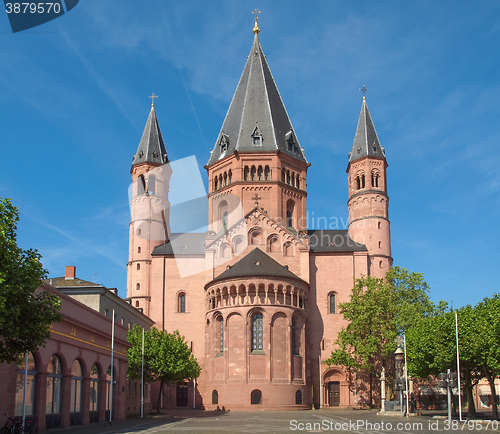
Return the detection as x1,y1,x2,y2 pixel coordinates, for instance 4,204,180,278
349,96,385,163
132,100,169,168
207,24,307,166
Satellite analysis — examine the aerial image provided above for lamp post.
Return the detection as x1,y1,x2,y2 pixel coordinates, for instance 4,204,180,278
394,342,404,416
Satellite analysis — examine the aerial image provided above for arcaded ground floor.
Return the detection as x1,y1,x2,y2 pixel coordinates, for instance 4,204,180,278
54,408,500,434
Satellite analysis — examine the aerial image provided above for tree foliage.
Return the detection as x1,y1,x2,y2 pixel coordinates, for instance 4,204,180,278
0,198,61,363
128,326,201,410
325,266,436,373
407,295,500,419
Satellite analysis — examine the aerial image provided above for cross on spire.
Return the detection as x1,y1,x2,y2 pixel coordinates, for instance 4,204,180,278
359,85,368,99
252,193,261,207
148,92,158,107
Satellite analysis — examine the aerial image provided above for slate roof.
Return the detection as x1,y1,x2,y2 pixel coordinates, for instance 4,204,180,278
152,233,206,256
210,248,304,284
307,230,367,253
207,33,307,166
46,276,104,288
132,105,169,167
349,97,385,163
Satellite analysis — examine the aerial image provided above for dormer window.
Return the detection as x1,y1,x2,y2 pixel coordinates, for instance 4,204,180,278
285,130,294,152
219,134,229,153
252,126,262,146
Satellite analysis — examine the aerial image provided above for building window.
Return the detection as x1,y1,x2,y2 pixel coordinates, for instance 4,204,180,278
219,317,224,353
250,166,256,180
244,166,249,181
147,175,156,195
329,293,336,314
295,390,303,405
286,200,295,229
291,317,297,355
15,353,36,416
137,263,140,270
251,389,262,405
251,313,263,351
378,221,381,229
135,301,139,307
89,364,99,414
136,283,140,291
212,390,218,405
138,246,141,253
178,293,186,313
70,360,83,417
264,165,270,180
371,171,379,188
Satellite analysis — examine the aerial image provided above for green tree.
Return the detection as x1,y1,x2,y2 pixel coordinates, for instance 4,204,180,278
128,326,201,411
0,198,61,363
325,266,436,406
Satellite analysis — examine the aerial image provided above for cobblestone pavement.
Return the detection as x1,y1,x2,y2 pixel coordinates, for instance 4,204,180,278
55,409,499,434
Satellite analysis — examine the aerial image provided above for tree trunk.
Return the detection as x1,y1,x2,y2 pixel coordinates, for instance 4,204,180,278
156,380,164,413
464,364,476,419
487,373,499,420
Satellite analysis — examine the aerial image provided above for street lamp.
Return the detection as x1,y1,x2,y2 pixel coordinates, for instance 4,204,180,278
394,343,404,416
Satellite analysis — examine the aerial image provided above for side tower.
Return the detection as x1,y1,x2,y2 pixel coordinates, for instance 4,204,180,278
347,96,392,277
206,20,310,235
127,100,171,315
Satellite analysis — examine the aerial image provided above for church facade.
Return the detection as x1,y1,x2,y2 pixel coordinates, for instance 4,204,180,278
126,20,392,410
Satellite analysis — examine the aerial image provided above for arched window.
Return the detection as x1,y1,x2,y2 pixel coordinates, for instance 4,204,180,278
212,390,218,405
291,172,295,187
286,200,295,229
228,169,232,184
361,174,366,188
264,166,270,180
137,263,140,270
291,317,297,355
250,229,263,245
147,175,156,195
15,352,36,416
219,174,223,187
178,293,186,313
296,174,300,189
251,389,262,405
371,171,379,188
257,166,263,180
214,177,218,190
135,301,139,307
137,176,145,195
46,355,62,421
267,235,280,253
379,241,382,249
286,170,291,184
70,360,83,424
281,169,286,182
378,221,382,229
233,236,245,254
283,242,294,257
136,283,140,291
223,172,227,186
329,293,336,314
137,246,141,253
295,390,303,405
250,166,256,180
217,316,224,353
89,364,99,421
251,313,263,351
356,176,361,190
220,243,230,258
137,228,141,236
244,166,249,181
219,200,228,229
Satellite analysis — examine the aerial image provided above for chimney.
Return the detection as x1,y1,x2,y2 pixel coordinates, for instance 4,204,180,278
65,266,76,280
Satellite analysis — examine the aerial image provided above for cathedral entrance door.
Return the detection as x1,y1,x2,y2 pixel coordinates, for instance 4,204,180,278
176,384,189,406
328,381,340,407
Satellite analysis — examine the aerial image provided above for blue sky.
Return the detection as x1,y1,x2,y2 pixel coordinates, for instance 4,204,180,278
1,1,499,308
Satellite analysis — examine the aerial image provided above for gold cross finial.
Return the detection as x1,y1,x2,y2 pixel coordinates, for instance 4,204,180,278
148,92,158,107
252,193,262,207
359,85,368,100
252,9,261,34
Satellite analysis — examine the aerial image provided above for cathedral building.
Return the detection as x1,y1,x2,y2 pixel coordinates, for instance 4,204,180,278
126,18,392,410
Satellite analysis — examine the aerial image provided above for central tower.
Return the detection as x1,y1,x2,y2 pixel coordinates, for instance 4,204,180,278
206,18,310,235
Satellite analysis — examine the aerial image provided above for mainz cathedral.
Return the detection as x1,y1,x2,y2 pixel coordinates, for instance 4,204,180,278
126,16,392,410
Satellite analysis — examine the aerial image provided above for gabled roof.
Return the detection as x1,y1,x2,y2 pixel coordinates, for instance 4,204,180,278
207,33,307,166
132,105,169,168
152,233,206,256
308,230,368,253
349,97,385,163
210,248,304,284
